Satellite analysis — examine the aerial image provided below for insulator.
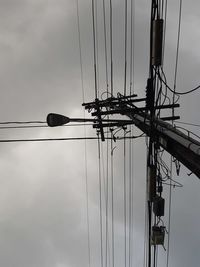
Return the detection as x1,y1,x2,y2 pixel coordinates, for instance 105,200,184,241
147,165,156,202
153,195,165,217
151,226,165,246
152,19,164,66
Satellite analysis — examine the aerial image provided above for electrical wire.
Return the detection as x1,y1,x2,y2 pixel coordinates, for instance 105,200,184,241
95,0,100,97
128,5,135,263
105,134,109,267
130,0,135,95
110,0,114,96
76,0,85,101
153,245,157,267
111,138,115,267
128,126,133,267
161,0,164,18
172,0,182,116
103,0,109,95
91,0,98,99
123,133,127,267
174,125,200,142
84,145,91,267
157,67,200,96
167,2,183,266
124,0,128,96
0,120,46,124
101,2,111,255
0,123,94,130
175,121,200,128
129,1,135,261
163,180,183,188
166,157,172,267
100,141,108,267
155,245,158,267
97,135,104,267
161,0,168,64
159,67,179,103
0,137,114,143
76,2,91,267
174,84,200,95
159,70,171,106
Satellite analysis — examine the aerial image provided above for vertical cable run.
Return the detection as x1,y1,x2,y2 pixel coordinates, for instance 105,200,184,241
130,0,135,95
76,0,84,101
111,138,115,267
124,0,128,96
172,0,182,117
124,135,127,267
129,6,135,262
103,0,110,259
103,1,110,261
76,2,91,267
95,0,100,97
92,0,98,99
128,126,133,267
100,142,106,267
105,137,109,267
103,0,109,96
100,140,108,267
98,135,104,267
110,0,114,96
129,2,135,263
162,0,168,65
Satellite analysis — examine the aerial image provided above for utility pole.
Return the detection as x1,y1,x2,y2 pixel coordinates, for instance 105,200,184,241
146,1,164,265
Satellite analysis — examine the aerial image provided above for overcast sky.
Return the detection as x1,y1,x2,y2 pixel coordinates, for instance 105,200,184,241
0,1,200,267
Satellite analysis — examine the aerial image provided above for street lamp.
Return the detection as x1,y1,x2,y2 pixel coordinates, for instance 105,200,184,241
47,113,133,127
47,113,70,127
46,113,101,127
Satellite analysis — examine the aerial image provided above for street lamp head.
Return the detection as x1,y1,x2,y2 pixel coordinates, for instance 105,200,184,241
47,113,70,127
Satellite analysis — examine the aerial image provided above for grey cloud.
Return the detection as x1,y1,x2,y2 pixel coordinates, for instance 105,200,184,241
0,1,199,267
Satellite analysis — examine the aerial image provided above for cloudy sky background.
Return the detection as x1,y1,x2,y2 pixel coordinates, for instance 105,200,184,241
0,0,199,267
